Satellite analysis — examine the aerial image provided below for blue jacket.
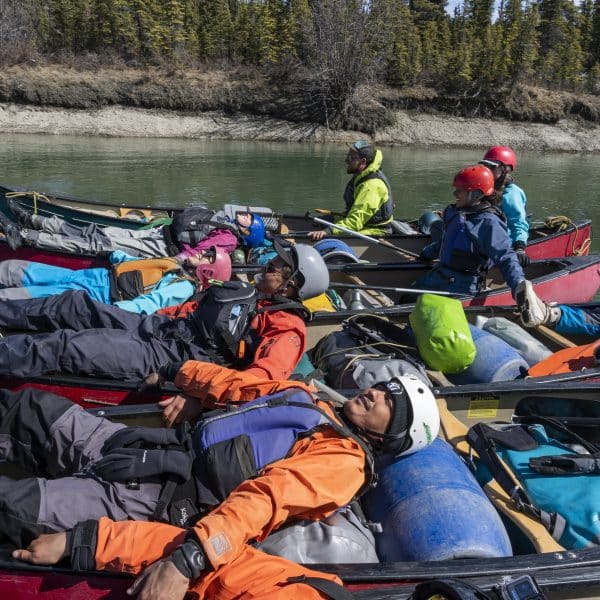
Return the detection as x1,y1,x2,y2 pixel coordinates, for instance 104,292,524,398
420,202,525,294
501,182,528,246
556,305,600,338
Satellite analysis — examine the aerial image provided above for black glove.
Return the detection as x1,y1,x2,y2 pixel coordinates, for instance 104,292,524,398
92,447,193,482
101,426,185,455
168,535,208,580
513,242,530,268
529,454,600,475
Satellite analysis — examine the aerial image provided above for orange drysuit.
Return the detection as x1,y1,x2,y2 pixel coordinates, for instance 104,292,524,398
95,517,344,599
95,362,370,596
158,299,306,380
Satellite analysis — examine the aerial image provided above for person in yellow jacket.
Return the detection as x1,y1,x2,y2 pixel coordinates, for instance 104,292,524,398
8,362,439,599
309,141,394,241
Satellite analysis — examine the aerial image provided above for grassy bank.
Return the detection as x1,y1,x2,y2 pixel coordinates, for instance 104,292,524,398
3,65,600,134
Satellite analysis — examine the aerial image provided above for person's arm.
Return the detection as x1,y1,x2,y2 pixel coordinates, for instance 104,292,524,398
502,185,529,247
555,305,600,337
191,430,366,570
332,179,388,234
172,361,313,407
474,217,525,296
114,277,194,315
156,299,198,318
243,310,306,380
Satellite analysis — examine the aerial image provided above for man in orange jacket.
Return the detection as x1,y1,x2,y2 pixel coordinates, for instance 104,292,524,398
7,362,439,599
0,242,328,383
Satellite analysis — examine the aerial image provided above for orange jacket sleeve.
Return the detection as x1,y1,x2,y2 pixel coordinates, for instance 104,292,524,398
243,308,307,380
94,518,341,599
192,425,366,570
174,360,315,408
156,300,198,319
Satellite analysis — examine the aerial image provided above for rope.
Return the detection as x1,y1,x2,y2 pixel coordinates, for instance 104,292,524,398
543,215,591,256
6,191,51,215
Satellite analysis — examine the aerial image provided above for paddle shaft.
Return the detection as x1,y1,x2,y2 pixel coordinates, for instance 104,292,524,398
332,281,470,298
312,217,420,259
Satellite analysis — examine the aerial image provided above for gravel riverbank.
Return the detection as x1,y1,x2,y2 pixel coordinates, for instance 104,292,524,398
1,102,599,152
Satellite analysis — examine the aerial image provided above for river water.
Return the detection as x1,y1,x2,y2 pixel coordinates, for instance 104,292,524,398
2,133,600,250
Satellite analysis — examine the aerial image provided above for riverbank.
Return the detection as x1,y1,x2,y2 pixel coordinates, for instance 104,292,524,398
1,66,599,152
2,102,599,152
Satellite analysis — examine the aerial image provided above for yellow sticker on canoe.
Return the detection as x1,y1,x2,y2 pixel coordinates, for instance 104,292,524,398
467,396,499,419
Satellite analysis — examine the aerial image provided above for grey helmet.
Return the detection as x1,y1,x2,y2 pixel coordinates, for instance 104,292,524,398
274,240,330,300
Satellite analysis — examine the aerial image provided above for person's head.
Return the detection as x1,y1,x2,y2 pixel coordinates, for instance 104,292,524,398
313,239,360,265
258,241,330,300
346,140,375,175
343,376,440,457
452,165,495,208
479,146,517,186
237,213,266,249
186,246,232,289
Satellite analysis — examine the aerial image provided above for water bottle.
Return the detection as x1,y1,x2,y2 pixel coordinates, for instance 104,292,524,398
349,290,366,311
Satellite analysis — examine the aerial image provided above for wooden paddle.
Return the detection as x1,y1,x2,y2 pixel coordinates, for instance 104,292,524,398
312,216,420,260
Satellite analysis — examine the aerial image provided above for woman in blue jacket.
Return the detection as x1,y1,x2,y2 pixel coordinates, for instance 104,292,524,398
479,146,529,267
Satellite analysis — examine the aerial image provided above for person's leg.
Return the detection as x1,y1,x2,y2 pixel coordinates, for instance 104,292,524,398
0,260,75,289
0,289,166,331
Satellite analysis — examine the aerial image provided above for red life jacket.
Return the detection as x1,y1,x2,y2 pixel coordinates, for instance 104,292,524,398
528,340,600,377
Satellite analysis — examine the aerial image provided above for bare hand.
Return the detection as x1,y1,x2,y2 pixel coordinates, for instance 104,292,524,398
127,559,190,599
307,229,329,241
159,394,204,427
139,372,165,392
13,532,68,565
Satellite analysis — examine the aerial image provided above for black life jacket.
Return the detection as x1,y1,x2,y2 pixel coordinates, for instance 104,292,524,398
186,280,309,366
343,170,394,226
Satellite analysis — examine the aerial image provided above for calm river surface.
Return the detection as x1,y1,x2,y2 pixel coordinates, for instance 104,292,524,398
1,133,599,250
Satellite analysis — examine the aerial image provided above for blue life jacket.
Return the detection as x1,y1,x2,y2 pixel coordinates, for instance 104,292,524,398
439,203,504,275
343,171,394,226
191,388,375,503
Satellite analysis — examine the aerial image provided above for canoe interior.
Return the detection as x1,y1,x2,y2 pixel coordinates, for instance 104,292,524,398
0,185,171,229
2,383,600,598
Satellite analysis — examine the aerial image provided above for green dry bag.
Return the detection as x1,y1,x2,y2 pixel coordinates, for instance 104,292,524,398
409,294,476,373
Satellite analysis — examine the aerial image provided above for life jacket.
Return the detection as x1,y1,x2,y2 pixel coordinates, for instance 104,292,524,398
527,340,600,377
186,388,375,507
110,257,181,301
343,171,394,226
168,206,239,249
185,280,310,366
439,203,504,275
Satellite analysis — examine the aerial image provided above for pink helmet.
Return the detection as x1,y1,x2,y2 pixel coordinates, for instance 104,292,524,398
195,246,232,288
480,146,517,171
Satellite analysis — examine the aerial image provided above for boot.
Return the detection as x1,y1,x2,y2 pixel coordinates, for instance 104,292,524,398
0,210,22,251
7,198,36,229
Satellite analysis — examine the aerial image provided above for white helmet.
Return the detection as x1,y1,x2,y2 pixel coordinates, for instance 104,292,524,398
375,376,440,457
274,240,330,300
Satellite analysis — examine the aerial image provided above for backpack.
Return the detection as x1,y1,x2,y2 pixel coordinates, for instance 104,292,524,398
187,280,309,365
169,205,238,248
310,314,429,389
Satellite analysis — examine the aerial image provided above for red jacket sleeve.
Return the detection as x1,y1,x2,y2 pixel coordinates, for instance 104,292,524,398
243,306,307,380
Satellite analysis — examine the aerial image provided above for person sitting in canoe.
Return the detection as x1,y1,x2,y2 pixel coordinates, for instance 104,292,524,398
479,145,530,267
4,365,439,599
413,165,537,310
0,198,265,260
0,242,328,382
308,140,394,241
0,246,231,315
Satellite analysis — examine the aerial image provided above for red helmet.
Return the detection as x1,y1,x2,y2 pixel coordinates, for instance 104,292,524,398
196,246,232,288
480,146,517,171
453,165,495,197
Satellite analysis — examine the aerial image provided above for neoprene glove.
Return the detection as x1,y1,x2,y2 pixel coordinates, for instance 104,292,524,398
101,426,185,454
168,536,208,580
513,242,531,268
92,447,193,482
